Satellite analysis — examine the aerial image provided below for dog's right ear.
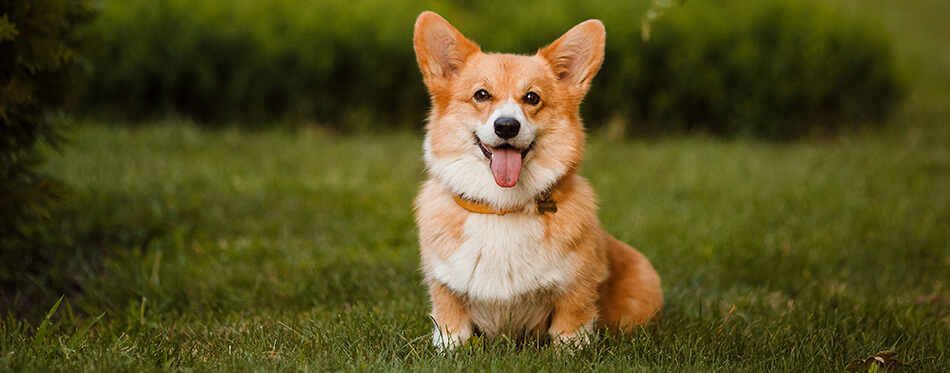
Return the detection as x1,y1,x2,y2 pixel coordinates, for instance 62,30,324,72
414,11,480,91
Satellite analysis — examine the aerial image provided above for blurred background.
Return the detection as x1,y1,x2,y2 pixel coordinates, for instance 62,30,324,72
76,0,903,138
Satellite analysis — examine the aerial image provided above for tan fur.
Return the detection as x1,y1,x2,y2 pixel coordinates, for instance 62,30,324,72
427,280,472,345
413,11,663,348
597,234,664,329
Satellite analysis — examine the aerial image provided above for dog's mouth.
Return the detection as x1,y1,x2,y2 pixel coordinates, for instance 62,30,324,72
476,136,533,188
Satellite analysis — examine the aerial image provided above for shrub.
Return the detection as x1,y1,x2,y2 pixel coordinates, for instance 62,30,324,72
79,0,901,139
618,0,903,138
0,0,95,310
81,0,432,128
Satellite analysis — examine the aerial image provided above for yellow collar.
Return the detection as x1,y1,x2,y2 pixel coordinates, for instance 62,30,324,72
453,191,557,215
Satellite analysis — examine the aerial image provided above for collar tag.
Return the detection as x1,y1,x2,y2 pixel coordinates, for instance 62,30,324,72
536,192,557,214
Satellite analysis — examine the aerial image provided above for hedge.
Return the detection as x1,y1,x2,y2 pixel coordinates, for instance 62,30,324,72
623,0,903,138
79,0,901,139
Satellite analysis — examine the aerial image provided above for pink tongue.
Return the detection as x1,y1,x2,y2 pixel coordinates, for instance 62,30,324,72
490,147,522,188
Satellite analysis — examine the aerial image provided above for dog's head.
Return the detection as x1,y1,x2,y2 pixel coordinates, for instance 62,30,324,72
414,11,605,208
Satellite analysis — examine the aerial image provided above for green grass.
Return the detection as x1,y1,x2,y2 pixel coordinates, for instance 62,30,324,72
5,122,946,371
4,0,950,371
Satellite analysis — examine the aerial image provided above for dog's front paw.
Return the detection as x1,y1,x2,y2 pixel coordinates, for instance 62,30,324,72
431,326,472,351
549,321,596,349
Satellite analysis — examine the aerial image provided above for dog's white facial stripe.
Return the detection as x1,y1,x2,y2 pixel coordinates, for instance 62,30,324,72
476,99,536,149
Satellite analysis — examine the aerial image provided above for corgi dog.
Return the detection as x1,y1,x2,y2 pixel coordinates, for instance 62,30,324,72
412,11,663,349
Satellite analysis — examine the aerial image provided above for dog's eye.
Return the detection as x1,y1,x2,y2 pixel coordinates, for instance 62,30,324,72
523,92,540,106
473,89,492,102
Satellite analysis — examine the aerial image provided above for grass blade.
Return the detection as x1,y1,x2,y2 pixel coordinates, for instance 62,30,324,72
33,295,65,350
67,312,106,349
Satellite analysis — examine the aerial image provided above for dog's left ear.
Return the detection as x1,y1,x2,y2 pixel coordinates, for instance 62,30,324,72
538,20,606,98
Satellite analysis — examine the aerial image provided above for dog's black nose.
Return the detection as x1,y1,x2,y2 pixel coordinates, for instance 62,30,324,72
494,117,521,139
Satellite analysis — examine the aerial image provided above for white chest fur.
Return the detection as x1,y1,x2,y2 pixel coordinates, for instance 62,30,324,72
427,213,576,302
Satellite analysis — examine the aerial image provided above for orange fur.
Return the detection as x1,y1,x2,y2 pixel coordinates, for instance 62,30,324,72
412,11,663,348
427,280,472,344
597,234,664,329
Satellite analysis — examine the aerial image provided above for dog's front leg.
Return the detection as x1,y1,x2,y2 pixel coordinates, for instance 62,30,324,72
548,288,598,347
428,280,472,350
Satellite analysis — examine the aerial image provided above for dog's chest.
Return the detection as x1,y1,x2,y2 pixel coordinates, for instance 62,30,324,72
428,213,576,302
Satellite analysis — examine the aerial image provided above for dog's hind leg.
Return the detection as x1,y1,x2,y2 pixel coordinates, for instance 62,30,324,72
596,233,664,331
548,276,600,347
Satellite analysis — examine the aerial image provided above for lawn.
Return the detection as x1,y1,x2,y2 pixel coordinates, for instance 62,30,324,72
3,1,950,371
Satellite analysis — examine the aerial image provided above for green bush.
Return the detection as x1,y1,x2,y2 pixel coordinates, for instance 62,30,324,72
619,0,903,138
82,0,432,128
1,0,95,288
80,0,901,138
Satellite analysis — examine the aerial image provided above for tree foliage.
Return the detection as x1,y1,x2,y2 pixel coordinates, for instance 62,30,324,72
0,0,95,285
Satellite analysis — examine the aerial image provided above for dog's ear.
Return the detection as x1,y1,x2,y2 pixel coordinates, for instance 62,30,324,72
538,20,606,98
414,11,480,91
